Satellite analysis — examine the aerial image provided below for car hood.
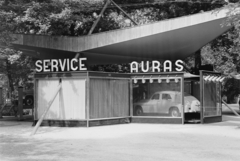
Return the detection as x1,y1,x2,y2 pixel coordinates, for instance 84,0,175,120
184,96,198,102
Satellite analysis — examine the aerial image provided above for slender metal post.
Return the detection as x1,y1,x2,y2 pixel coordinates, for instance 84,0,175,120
181,76,185,124
200,71,204,124
110,0,139,26
0,87,3,118
18,86,23,121
30,83,62,136
0,104,6,118
88,0,111,35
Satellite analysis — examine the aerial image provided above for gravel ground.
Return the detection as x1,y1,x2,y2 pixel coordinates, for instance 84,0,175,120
0,105,240,161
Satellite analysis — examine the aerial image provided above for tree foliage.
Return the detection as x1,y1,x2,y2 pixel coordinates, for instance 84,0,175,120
1,0,239,100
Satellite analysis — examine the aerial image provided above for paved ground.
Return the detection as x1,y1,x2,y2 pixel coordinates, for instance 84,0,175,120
0,104,240,161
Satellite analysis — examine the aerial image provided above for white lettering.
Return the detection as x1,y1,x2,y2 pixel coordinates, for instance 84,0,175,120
141,61,149,72
71,58,78,71
43,60,50,72
59,59,66,71
79,58,87,70
67,59,70,71
175,60,183,71
51,59,59,72
35,60,43,72
152,61,160,72
164,60,172,72
130,61,138,73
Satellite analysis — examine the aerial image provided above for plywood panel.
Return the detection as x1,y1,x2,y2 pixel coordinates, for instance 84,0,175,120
89,79,129,119
60,79,86,119
37,79,86,120
111,80,129,117
37,79,60,120
89,79,109,119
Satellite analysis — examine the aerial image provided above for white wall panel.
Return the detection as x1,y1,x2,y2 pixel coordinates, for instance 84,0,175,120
60,79,86,120
37,79,60,120
37,79,86,120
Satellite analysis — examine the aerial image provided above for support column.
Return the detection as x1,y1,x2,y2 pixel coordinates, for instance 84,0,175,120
0,87,3,118
194,50,202,75
18,86,23,121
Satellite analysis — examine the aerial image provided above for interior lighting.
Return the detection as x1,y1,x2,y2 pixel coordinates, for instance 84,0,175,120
142,76,145,83
158,76,162,83
207,76,214,82
212,76,218,82
204,75,210,81
219,77,225,82
166,75,170,83
175,76,179,83
208,76,213,82
133,76,137,84
216,76,222,82
150,76,153,83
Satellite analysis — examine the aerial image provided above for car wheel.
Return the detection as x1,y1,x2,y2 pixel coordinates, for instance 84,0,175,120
135,106,143,116
25,96,34,106
169,107,180,117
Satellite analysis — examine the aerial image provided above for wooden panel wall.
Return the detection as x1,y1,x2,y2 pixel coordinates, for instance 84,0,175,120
89,79,129,119
37,79,86,120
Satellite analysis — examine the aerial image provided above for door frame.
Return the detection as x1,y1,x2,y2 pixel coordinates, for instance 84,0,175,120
200,70,222,124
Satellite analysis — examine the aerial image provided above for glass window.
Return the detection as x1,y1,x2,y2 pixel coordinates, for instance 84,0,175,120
133,77,182,118
151,94,159,100
162,94,171,100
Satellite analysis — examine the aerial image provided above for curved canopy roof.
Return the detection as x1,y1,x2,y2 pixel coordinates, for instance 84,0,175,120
12,9,231,65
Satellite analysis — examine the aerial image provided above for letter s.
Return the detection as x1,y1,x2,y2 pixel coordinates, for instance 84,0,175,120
35,60,42,72
175,60,184,71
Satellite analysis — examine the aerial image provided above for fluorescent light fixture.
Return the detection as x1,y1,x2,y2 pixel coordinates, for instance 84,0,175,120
204,75,210,81
207,76,214,81
209,76,215,82
216,76,222,82
220,77,225,82
212,76,218,82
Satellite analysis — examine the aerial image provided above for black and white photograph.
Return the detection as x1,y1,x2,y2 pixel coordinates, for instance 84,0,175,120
1,0,240,160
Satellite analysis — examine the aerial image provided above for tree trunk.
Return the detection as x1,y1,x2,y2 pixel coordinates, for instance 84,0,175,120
6,60,14,97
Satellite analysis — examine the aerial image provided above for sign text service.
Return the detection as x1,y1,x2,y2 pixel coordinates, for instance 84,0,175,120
35,58,87,72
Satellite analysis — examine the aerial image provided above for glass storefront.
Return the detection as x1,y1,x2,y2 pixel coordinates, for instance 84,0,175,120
133,77,182,117
203,81,221,117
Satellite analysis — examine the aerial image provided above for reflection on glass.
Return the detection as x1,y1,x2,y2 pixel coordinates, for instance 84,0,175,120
133,79,182,117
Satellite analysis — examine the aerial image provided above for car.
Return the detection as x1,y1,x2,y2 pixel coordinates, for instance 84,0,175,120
23,89,34,106
13,89,34,106
133,91,200,117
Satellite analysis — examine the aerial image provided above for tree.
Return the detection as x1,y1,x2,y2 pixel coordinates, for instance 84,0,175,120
0,1,35,102
0,0,231,94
